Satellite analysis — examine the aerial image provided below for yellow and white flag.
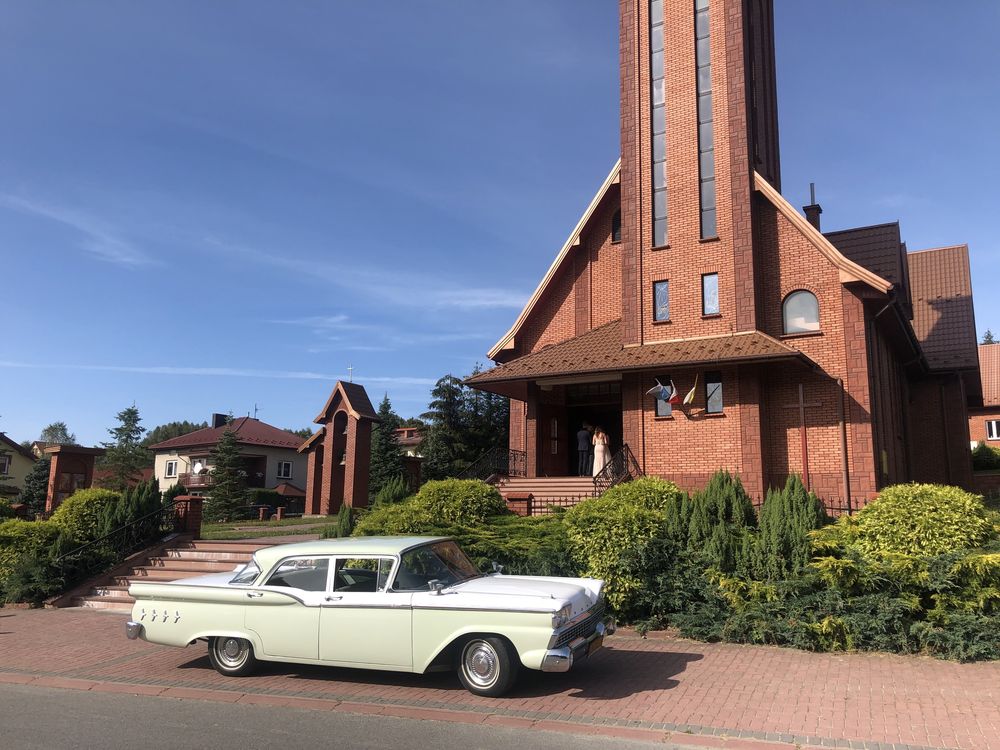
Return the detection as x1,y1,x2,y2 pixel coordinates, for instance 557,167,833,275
683,373,699,405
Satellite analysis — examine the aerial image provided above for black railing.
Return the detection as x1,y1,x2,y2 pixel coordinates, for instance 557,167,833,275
593,443,643,496
461,447,527,482
53,500,184,590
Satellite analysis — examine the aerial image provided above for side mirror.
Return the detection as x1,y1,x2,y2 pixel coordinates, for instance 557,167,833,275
429,579,445,595
491,561,504,575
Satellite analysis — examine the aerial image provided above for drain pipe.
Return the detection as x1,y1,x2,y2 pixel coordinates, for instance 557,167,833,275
836,377,852,514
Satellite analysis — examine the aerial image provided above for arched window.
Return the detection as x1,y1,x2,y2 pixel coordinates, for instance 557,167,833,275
611,210,622,243
782,290,820,334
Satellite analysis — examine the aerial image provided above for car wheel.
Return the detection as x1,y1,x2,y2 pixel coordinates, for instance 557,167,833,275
457,636,519,697
208,636,257,677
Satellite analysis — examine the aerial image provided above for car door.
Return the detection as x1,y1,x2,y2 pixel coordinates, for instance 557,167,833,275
318,556,412,668
244,555,330,660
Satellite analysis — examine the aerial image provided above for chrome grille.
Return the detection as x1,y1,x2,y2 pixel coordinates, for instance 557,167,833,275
554,603,604,649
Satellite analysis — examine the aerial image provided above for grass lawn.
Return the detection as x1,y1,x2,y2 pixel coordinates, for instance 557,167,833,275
201,516,337,541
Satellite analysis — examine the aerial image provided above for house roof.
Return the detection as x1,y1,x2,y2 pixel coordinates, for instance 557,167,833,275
313,381,379,424
297,427,325,454
0,433,35,462
467,319,810,388
907,245,979,372
979,344,1000,407
273,482,306,498
149,417,305,452
824,222,911,311
753,173,893,294
487,160,622,360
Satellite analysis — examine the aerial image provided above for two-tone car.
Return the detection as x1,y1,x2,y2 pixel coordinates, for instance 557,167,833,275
126,535,614,696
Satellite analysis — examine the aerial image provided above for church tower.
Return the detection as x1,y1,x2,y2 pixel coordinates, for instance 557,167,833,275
618,0,781,345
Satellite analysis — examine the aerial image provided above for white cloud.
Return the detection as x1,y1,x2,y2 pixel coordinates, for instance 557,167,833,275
0,194,156,267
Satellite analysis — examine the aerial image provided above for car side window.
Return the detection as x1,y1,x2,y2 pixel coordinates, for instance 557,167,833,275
333,557,394,593
263,557,330,592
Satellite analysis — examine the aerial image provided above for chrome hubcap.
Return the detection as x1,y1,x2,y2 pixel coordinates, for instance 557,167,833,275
217,638,247,667
463,642,499,688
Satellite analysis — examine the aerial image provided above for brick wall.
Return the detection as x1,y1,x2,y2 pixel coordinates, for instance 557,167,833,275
908,374,973,489
969,408,1000,445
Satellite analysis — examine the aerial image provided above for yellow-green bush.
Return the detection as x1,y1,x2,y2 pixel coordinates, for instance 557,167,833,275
564,477,684,613
50,488,121,542
409,479,508,525
352,500,436,537
0,519,60,585
852,484,993,557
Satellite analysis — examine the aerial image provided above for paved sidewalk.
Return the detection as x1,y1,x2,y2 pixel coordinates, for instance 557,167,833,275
0,607,998,750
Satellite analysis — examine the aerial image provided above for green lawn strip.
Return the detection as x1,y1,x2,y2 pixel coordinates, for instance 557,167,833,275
201,524,337,541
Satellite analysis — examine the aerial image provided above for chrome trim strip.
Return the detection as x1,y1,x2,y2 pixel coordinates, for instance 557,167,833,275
411,606,551,615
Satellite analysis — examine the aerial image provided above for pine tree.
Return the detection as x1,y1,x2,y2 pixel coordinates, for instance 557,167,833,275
16,456,51,517
369,394,405,498
205,419,247,522
421,375,470,480
464,364,510,463
99,405,150,492
983,329,996,345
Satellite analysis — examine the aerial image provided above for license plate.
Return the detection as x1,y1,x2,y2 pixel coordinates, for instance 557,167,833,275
588,635,604,655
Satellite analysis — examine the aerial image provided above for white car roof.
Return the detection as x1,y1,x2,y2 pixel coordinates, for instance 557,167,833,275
252,535,451,571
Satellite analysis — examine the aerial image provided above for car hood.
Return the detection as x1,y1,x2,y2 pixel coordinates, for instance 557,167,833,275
443,574,603,615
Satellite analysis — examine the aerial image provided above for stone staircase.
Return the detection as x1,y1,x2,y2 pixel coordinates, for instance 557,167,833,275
495,476,596,514
71,540,272,612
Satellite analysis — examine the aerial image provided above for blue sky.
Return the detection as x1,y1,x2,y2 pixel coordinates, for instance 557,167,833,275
1,1,997,445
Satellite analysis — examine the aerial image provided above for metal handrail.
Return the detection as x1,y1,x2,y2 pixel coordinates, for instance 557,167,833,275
461,447,527,481
593,443,643,496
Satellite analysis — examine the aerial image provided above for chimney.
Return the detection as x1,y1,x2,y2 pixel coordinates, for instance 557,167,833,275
803,182,822,231
211,413,229,429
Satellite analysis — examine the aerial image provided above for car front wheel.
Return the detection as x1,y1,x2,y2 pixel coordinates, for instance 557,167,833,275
457,636,519,697
208,636,257,677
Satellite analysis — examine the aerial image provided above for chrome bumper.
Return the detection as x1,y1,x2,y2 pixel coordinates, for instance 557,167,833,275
125,621,144,640
540,616,615,672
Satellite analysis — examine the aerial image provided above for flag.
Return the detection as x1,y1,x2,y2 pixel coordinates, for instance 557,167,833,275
683,373,699,405
646,379,672,402
668,379,682,405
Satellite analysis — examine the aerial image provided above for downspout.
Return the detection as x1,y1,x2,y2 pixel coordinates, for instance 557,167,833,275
836,378,852,515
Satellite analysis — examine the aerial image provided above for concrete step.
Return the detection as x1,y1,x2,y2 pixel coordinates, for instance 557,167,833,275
161,548,255,562
173,541,271,554
143,559,244,572
112,569,209,585
72,595,135,612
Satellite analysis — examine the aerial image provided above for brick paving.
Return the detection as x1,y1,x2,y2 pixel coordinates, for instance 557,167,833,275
1,608,998,750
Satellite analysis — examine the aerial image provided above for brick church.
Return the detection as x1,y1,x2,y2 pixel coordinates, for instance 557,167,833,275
467,0,980,510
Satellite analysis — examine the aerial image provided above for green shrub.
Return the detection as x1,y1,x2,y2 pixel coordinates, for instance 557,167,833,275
336,504,354,538
247,488,282,507
50,488,121,542
688,470,756,549
853,483,993,557
564,477,684,616
3,551,64,605
410,479,507,525
0,499,15,519
375,475,410,507
752,474,828,580
353,500,436,536
163,483,188,504
0,519,61,589
972,442,1000,471
453,514,575,577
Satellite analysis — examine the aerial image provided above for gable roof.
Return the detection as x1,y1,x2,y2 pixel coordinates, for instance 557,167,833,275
487,160,622,360
313,381,378,423
754,173,893,294
468,319,809,389
297,427,325,454
979,344,1000,407
908,245,979,372
0,433,35,462
149,417,305,452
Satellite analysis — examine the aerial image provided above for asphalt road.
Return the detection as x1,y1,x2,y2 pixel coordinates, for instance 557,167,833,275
0,683,675,750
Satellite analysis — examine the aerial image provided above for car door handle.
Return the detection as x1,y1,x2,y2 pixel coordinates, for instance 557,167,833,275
246,592,264,599
324,595,342,602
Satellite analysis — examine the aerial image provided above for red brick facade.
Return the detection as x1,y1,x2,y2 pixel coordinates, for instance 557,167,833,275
468,0,979,509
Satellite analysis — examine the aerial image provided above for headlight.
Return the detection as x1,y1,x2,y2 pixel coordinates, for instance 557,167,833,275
551,604,573,629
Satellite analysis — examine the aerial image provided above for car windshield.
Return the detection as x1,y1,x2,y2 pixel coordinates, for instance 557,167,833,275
229,560,261,586
393,541,482,591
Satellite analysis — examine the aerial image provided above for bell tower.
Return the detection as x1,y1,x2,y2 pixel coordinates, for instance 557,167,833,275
618,0,781,345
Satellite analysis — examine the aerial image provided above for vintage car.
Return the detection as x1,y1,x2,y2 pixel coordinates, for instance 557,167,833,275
126,536,614,696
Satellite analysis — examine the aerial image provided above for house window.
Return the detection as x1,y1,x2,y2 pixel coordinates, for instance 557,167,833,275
611,210,622,243
705,371,723,413
164,460,178,479
650,0,668,247
783,290,820,334
987,421,1000,441
653,280,670,321
277,461,293,480
702,273,719,315
695,0,716,238
0,455,9,475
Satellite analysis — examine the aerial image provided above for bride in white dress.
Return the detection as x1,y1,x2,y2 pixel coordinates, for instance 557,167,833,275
592,427,610,477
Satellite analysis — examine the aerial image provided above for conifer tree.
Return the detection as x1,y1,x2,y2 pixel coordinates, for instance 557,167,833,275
99,405,150,492
421,375,470,480
369,394,405,498
205,418,247,522
983,329,996,345
16,456,51,517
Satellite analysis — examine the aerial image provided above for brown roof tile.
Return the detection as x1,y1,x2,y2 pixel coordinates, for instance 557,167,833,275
467,320,808,385
150,417,305,452
908,246,978,371
979,344,1000,406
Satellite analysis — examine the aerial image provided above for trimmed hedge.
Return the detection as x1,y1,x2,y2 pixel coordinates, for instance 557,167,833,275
411,479,508,525
0,519,61,588
50,488,121,542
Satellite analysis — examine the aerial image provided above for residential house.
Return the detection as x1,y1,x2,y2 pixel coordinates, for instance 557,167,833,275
0,433,37,499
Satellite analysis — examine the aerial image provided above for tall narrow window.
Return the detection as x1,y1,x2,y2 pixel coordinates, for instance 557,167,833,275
702,272,719,315
705,371,723,413
695,0,716,238
653,280,670,321
650,0,667,247
611,210,622,243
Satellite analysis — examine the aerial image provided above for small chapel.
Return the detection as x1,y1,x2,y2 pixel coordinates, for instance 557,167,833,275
466,0,980,511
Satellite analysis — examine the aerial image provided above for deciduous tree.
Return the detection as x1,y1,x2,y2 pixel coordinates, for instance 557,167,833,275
39,422,76,445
